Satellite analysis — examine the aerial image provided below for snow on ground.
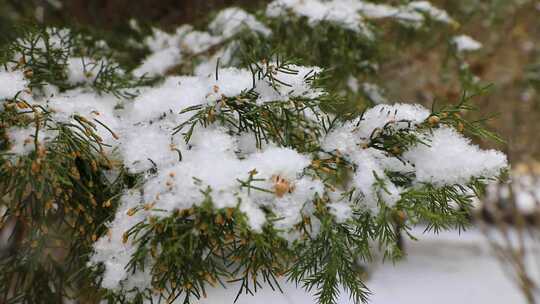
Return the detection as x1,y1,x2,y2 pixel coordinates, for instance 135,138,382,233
198,227,532,304
368,229,530,304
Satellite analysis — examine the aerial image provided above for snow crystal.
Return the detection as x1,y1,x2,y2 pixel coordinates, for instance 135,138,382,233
129,64,320,124
245,146,311,180
322,103,506,210
239,197,267,232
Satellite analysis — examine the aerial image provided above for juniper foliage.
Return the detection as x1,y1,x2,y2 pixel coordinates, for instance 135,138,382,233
0,2,508,304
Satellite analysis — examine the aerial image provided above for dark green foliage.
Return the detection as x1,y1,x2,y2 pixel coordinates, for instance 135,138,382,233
0,99,124,303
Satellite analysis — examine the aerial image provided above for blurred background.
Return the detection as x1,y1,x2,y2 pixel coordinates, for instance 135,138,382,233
1,0,540,303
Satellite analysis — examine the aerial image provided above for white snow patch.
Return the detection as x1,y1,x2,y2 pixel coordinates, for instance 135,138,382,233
452,35,483,52
0,70,28,99
404,127,507,185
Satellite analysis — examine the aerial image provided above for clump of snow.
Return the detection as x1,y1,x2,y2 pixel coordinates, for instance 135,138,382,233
0,70,28,100
89,190,152,291
134,26,217,77
118,124,177,173
328,200,353,223
127,67,252,123
135,8,270,77
347,76,359,92
128,64,321,124
45,90,120,147
408,1,454,24
349,149,402,210
452,35,483,52
254,65,324,103
322,104,505,211
181,31,223,54
5,126,56,155
144,26,192,53
266,0,373,37
355,103,431,140
362,82,388,104
403,127,507,185
266,0,455,34
82,58,329,290
66,57,98,85
133,48,182,77
209,7,271,39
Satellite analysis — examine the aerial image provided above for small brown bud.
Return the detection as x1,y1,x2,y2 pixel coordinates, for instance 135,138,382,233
90,160,98,172
16,101,28,109
31,160,41,174
127,208,137,216
144,202,155,211
457,122,465,133
226,207,235,219
70,167,80,180
24,69,33,78
272,175,294,198
215,214,225,225
428,115,440,126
